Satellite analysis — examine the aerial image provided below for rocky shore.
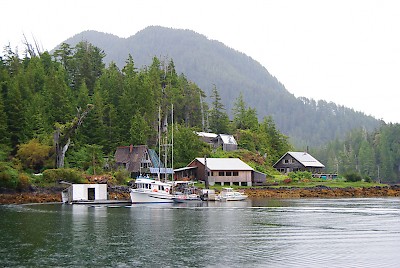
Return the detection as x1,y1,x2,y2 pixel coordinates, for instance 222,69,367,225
0,186,131,205
1,185,400,204
244,185,400,198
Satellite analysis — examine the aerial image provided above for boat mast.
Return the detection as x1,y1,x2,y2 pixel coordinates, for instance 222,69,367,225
158,106,161,181
171,103,174,181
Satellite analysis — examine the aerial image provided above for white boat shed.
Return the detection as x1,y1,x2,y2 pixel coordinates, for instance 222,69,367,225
62,184,108,203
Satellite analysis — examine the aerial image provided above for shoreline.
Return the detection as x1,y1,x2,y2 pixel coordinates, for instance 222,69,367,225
1,185,400,204
244,185,400,198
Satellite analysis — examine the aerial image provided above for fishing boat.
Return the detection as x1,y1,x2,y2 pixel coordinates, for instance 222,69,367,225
130,177,198,203
218,187,248,201
130,176,174,203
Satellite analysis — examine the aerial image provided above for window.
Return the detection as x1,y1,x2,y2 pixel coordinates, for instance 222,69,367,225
219,171,225,176
226,171,232,176
233,171,239,176
284,159,289,164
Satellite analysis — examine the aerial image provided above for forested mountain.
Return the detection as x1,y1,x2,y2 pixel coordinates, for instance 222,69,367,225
311,123,400,183
0,41,292,187
59,26,382,147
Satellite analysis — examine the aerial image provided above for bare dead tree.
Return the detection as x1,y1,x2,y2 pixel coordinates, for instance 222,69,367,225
54,104,94,168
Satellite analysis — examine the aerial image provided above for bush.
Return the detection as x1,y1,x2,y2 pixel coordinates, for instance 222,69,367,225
114,169,130,185
364,176,372,183
0,162,19,189
283,178,292,184
42,168,84,184
17,173,31,190
344,173,363,182
288,171,312,181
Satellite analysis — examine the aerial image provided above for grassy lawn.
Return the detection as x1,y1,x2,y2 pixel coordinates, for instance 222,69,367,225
194,174,386,190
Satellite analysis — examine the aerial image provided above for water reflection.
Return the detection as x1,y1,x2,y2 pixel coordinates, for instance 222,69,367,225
1,198,400,267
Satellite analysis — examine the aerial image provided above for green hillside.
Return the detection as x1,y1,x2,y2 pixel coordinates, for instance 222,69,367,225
59,26,381,147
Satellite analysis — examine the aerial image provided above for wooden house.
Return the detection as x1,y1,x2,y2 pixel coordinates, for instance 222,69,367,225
196,132,238,151
186,158,253,186
273,152,325,174
114,145,163,177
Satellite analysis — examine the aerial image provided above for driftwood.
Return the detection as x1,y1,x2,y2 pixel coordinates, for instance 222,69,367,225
54,104,93,168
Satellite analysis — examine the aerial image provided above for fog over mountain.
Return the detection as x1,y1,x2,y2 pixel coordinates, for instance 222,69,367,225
58,26,381,147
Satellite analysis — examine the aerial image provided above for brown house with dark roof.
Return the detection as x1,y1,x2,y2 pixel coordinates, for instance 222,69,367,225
114,145,162,177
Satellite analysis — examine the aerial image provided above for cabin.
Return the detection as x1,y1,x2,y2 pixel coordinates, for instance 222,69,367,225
273,152,325,175
196,132,218,146
215,134,238,151
196,132,238,151
114,145,163,178
183,158,254,186
61,184,107,203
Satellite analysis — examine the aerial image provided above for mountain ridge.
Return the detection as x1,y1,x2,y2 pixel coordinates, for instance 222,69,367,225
56,26,381,147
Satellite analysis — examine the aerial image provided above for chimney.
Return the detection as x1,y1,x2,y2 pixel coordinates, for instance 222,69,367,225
130,144,133,153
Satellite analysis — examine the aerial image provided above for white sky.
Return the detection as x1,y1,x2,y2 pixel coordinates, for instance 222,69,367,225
2,0,400,123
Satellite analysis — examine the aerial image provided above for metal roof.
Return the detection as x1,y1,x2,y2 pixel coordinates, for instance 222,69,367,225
194,158,254,171
218,134,237,145
196,132,218,138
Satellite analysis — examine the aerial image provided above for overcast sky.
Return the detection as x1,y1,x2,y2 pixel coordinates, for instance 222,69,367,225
2,0,399,123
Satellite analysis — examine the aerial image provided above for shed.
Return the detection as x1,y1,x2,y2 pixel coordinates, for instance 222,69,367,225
61,184,108,204
216,134,238,151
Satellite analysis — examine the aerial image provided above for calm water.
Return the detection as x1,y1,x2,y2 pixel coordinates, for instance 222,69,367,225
1,198,400,267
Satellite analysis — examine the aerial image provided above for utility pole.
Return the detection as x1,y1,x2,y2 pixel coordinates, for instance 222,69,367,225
204,156,209,189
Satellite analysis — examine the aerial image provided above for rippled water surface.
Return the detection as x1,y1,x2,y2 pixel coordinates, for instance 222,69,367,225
1,198,400,267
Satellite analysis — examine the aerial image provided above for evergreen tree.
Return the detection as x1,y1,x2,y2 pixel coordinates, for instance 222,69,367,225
5,79,25,149
130,112,151,145
208,85,230,133
0,90,9,145
43,66,73,125
358,139,375,178
70,41,105,93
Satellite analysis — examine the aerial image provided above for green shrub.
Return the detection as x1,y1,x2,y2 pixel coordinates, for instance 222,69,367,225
364,176,372,183
114,169,130,185
0,162,19,189
344,172,363,182
42,168,84,183
288,171,312,180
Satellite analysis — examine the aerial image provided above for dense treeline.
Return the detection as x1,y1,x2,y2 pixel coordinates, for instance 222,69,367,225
311,123,400,183
0,41,291,188
62,27,381,147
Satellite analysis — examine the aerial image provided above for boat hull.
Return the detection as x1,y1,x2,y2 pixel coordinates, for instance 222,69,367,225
130,189,174,203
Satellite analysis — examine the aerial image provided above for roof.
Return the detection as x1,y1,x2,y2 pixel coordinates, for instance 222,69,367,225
218,134,237,145
196,132,218,138
274,152,325,168
174,166,197,172
114,145,162,172
193,158,254,171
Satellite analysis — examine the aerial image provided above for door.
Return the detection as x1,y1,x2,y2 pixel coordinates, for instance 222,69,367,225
88,188,95,200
